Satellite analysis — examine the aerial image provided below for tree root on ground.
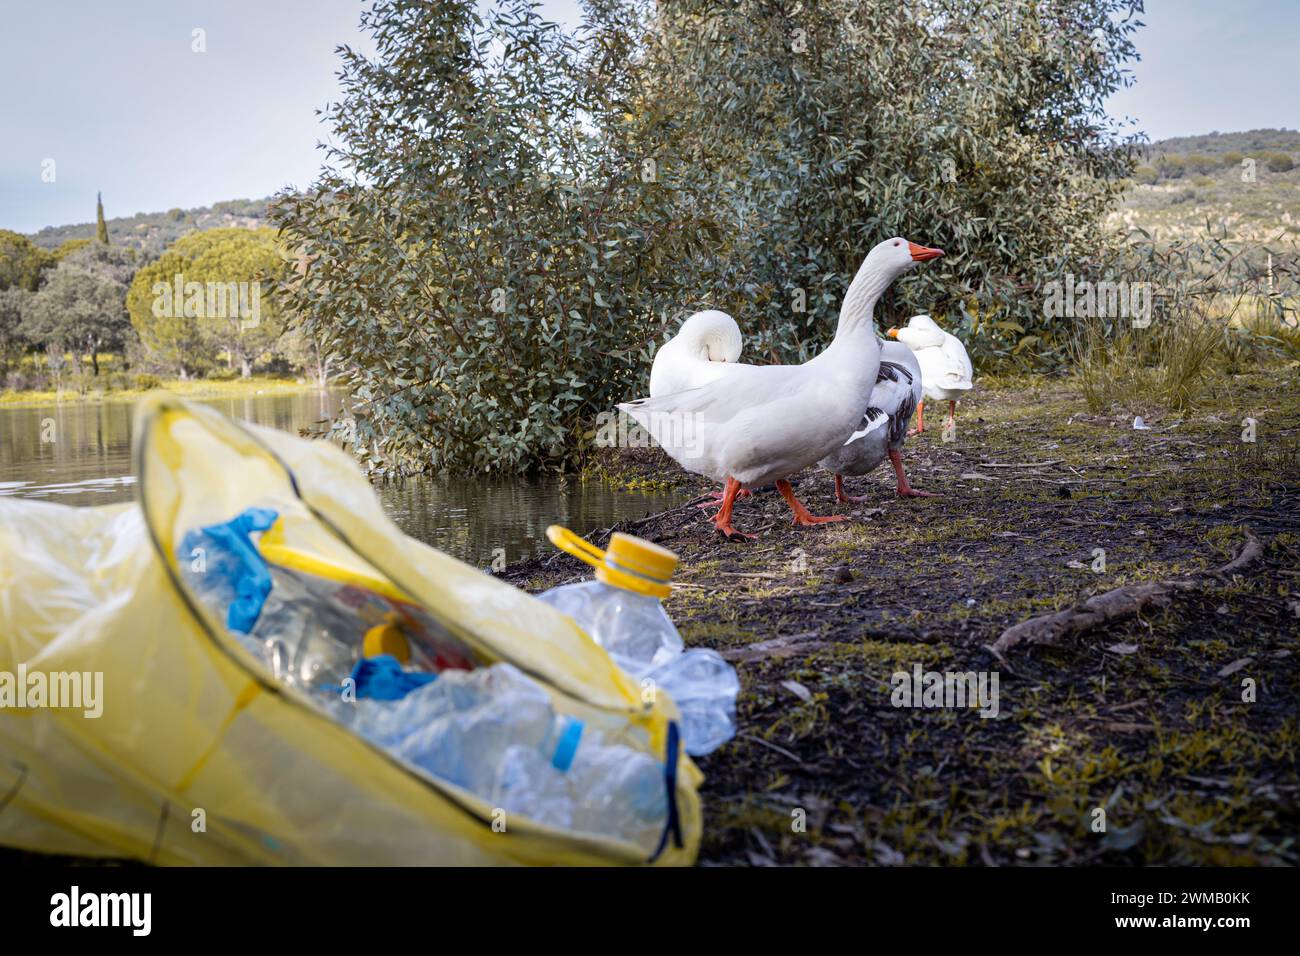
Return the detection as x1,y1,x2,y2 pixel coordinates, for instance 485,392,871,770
987,529,1264,660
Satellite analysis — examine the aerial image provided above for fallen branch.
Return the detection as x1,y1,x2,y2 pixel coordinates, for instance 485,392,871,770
988,529,1264,659
722,631,831,663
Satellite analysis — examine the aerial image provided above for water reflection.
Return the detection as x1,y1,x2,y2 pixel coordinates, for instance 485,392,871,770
0,391,681,566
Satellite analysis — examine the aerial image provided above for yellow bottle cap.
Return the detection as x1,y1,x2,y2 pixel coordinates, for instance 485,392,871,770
363,620,411,663
545,526,678,599
598,532,677,588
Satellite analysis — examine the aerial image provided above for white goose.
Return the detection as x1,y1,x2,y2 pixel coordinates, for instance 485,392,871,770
649,310,745,397
650,309,755,508
818,339,937,500
619,238,945,539
887,314,973,434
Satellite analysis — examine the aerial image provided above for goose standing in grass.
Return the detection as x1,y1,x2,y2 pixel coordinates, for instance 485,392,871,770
887,314,973,434
619,238,944,539
818,339,938,500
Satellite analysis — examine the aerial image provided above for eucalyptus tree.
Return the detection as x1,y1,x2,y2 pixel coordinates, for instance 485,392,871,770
272,0,723,475
646,0,1144,365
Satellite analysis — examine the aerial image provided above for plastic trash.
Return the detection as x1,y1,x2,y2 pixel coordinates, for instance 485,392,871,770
1,395,701,865
539,526,739,756
181,510,674,850
178,506,279,633
566,739,669,850
353,662,667,848
350,654,438,701
180,513,476,695
537,527,683,674
537,575,685,675
488,730,668,848
646,649,741,757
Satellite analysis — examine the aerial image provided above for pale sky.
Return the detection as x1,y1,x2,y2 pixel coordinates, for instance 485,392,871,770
1,0,1297,235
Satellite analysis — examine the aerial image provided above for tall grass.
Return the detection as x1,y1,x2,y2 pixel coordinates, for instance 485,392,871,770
1073,295,1299,413
1073,229,1300,413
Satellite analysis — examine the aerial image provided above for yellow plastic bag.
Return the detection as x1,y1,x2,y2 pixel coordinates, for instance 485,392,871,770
0,394,701,865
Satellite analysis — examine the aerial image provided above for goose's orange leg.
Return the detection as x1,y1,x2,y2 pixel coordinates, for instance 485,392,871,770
907,400,925,437
947,400,957,430
834,473,871,504
711,476,755,540
890,448,939,498
776,479,847,526
697,485,752,510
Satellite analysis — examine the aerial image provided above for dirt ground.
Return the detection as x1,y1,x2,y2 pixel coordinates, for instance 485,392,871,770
503,369,1300,865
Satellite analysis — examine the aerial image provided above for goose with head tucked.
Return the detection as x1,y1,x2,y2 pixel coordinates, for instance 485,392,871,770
887,314,973,435
619,237,944,539
818,338,938,500
649,309,746,398
649,309,757,508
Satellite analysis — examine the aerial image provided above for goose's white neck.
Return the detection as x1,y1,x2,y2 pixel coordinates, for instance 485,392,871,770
834,257,893,340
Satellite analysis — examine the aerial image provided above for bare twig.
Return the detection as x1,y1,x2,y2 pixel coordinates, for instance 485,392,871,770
977,459,1065,469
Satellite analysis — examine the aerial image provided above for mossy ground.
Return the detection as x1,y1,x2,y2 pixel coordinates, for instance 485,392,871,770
502,367,1300,865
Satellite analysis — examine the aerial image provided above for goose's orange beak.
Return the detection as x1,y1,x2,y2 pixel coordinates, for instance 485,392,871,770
908,242,945,262
886,328,899,338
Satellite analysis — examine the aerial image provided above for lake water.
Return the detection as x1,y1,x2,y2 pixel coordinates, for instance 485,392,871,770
0,390,682,568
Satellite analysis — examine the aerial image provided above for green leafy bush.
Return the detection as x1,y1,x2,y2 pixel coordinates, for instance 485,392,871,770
1265,152,1295,173
1156,154,1186,178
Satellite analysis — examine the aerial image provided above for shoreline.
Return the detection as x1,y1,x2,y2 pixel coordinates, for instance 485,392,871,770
0,377,329,409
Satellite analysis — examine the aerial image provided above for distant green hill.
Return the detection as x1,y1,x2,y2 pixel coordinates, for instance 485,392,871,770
1138,128,1300,161
1117,129,1300,244
27,197,272,257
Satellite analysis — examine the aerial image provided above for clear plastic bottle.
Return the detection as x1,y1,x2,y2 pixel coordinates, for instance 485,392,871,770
356,663,669,849
492,733,668,850
539,527,740,756
251,565,361,691
567,738,669,849
358,664,583,794
492,745,575,831
537,530,684,676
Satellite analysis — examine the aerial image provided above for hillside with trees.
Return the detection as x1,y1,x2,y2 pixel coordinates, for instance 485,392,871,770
1117,128,1300,243
0,201,316,394
25,197,271,258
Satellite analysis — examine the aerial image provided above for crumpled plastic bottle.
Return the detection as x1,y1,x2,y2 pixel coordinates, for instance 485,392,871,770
645,648,741,757
355,662,667,849
537,576,684,675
